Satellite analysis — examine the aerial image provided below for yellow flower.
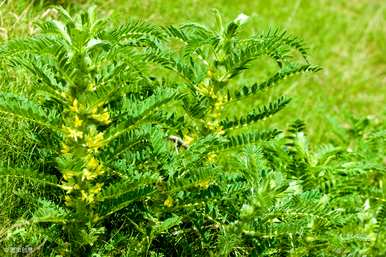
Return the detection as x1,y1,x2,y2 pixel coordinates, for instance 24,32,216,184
61,144,70,154
164,196,174,208
95,164,105,176
86,132,104,150
92,111,111,125
68,128,83,141
86,156,99,170
196,83,215,97
70,99,79,113
62,125,83,141
90,183,103,194
207,152,217,162
63,170,76,180
60,183,75,193
87,83,96,92
64,195,72,206
197,179,211,189
214,100,225,112
207,121,217,130
91,107,98,114
206,119,224,134
184,135,195,145
207,69,214,78
100,111,111,124
81,186,102,204
82,168,97,181
74,115,83,127
81,190,95,204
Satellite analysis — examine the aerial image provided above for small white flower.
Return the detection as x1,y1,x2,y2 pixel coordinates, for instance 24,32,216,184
363,199,370,211
86,38,104,50
234,13,249,25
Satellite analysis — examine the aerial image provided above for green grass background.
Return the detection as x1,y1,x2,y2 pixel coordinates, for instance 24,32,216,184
1,0,385,144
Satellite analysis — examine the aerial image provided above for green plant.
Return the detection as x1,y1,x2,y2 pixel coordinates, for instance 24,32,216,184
1,6,384,257
0,6,183,255
150,10,322,157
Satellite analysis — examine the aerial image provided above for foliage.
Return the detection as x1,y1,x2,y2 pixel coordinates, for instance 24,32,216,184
0,6,384,257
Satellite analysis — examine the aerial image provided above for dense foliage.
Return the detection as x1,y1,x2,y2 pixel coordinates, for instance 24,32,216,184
0,6,384,257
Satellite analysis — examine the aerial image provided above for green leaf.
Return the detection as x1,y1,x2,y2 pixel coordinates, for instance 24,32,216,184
0,93,60,130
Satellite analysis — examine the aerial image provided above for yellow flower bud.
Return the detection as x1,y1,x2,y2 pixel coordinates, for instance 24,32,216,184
95,164,105,176
207,152,217,162
63,170,76,180
60,183,75,193
90,183,103,194
184,135,194,145
86,132,104,150
61,144,70,154
92,112,111,125
207,69,214,78
197,179,211,189
87,83,96,92
164,196,174,208
74,115,83,127
86,156,98,169
82,168,97,181
64,195,72,206
68,128,83,141
81,190,94,204
70,99,79,113
91,107,98,114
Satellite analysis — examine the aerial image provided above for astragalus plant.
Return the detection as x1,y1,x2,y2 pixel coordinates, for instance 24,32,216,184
0,7,184,256
2,6,382,257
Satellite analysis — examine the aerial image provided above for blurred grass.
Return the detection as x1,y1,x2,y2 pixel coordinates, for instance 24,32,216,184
1,0,385,143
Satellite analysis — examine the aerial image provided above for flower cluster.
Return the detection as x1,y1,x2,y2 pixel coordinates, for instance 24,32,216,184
59,93,110,206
